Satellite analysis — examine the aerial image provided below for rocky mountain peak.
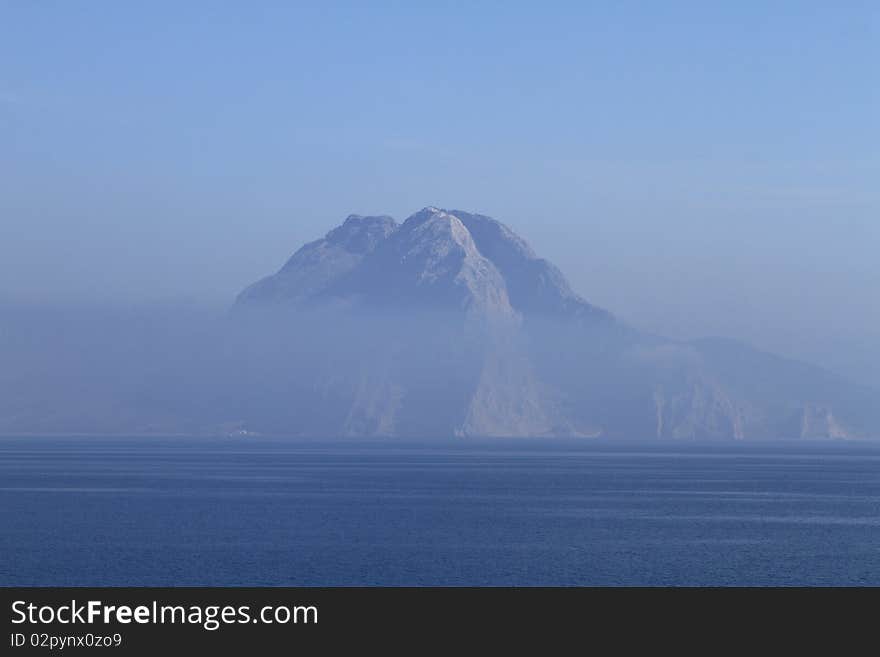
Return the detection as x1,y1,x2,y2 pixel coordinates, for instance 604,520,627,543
331,207,512,314
235,206,616,322
236,213,397,306
323,214,398,255
394,208,483,270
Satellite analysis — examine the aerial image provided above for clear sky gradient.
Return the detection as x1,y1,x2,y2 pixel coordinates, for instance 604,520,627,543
1,2,877,383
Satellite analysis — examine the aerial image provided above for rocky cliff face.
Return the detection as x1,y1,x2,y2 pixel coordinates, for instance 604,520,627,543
230,207,879,440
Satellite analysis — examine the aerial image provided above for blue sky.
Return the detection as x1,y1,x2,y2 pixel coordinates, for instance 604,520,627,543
1,2,877,381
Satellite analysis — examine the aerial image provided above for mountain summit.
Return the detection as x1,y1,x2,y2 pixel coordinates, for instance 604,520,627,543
230,207,879,440
237,207,611,321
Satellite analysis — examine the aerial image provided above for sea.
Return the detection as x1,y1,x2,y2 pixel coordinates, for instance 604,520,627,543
1,437,879,586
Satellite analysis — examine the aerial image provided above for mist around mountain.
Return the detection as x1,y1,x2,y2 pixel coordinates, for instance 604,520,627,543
1,207,877,439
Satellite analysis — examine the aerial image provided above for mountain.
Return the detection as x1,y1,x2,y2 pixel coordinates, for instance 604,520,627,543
237,207,613,323
228,207,880,440
0,207,876,439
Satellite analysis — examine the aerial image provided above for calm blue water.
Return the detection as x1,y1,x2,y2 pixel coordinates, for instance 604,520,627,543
1,438,879,586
